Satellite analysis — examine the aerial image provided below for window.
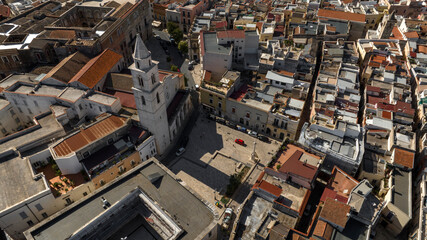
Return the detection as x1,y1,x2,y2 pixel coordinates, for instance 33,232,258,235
28,108,32,115
218,102,222,108
136,61,140,69
141,96,146,105
20,211,28,219
42,212,48,218
17,107,22,113
10,109,15,115
257,116,260,120
99,106,102,112
83,192,88,196
246,112,250,118
89,103,92,109
35,203,43,211
232,107,236,113
156,92,160,103
151,74,156,84
209,98,213,104
23,100,27,106
78,104,82,110
12,55,19,62
27,220,34,227
65,198,72,204
138,76,144,87
131,160,136,166
1,56,9,63
33,101,38,107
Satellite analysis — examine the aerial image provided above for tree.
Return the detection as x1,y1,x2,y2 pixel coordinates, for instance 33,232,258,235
178,40,188,53
167,22,183,43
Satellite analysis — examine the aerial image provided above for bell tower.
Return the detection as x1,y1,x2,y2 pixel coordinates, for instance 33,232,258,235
130,34,170,155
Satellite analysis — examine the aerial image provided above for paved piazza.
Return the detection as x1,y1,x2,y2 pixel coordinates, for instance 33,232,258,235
169,114,280,209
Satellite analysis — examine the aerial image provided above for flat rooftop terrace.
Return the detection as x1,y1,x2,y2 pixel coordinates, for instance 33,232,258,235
0,112,65,154
27,160,215,240
0,153,48,211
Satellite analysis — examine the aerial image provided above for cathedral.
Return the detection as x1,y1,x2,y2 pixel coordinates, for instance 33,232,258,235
130,35,193,155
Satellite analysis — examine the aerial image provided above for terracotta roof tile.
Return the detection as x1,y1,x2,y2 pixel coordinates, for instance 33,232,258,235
320,187,348,203
253,180,282,197
317,9,365,23
328,167,358,198
49,30,76,39
216,30,245,39
419,45,427,54
70,49,123,89
394,148,414,169
320,198,351,229
42,52,90,83
313,219,334,239
404,31,419,39
0,5,11,18
52,115,127,157
391,26,405,40
278,150,318,181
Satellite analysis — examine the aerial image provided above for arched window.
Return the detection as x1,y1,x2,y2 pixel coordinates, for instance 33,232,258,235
156,92,160,103
151,74,156,84
138,76,143,87
141,96,146,105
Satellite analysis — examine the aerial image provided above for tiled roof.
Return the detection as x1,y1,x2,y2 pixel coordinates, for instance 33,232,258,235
317,9,365,23
404,31,419,39
52,115,127,157
381,111,392,120
106,90,136,109
328,167,358,198
278,150,318,181
313,220,334,239
320,187,348,203
42,52,90,84
216,30,245,39
0,5,11,18
320,198,351,229
366,85,381,92
393,148,414,169
49,30,76,39
390,26,405,40
70,49,123,89
419,45,427,54
253,180,282,197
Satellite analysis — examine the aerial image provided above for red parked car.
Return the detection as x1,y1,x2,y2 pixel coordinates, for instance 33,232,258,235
235,139,245,146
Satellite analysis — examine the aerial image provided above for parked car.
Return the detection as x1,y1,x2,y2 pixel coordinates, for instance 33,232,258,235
226,121,237,129
237,126,247,133
189,60,196,65
216,118,226,124
170,37,175,45
222,208,233,230
195,84,200,91
257,135,270,143
248,130,258,137
235,139,245,146
175,147,185,156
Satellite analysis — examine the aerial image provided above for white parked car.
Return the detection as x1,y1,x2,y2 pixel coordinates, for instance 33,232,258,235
176,147,185,156
248,130,258,137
